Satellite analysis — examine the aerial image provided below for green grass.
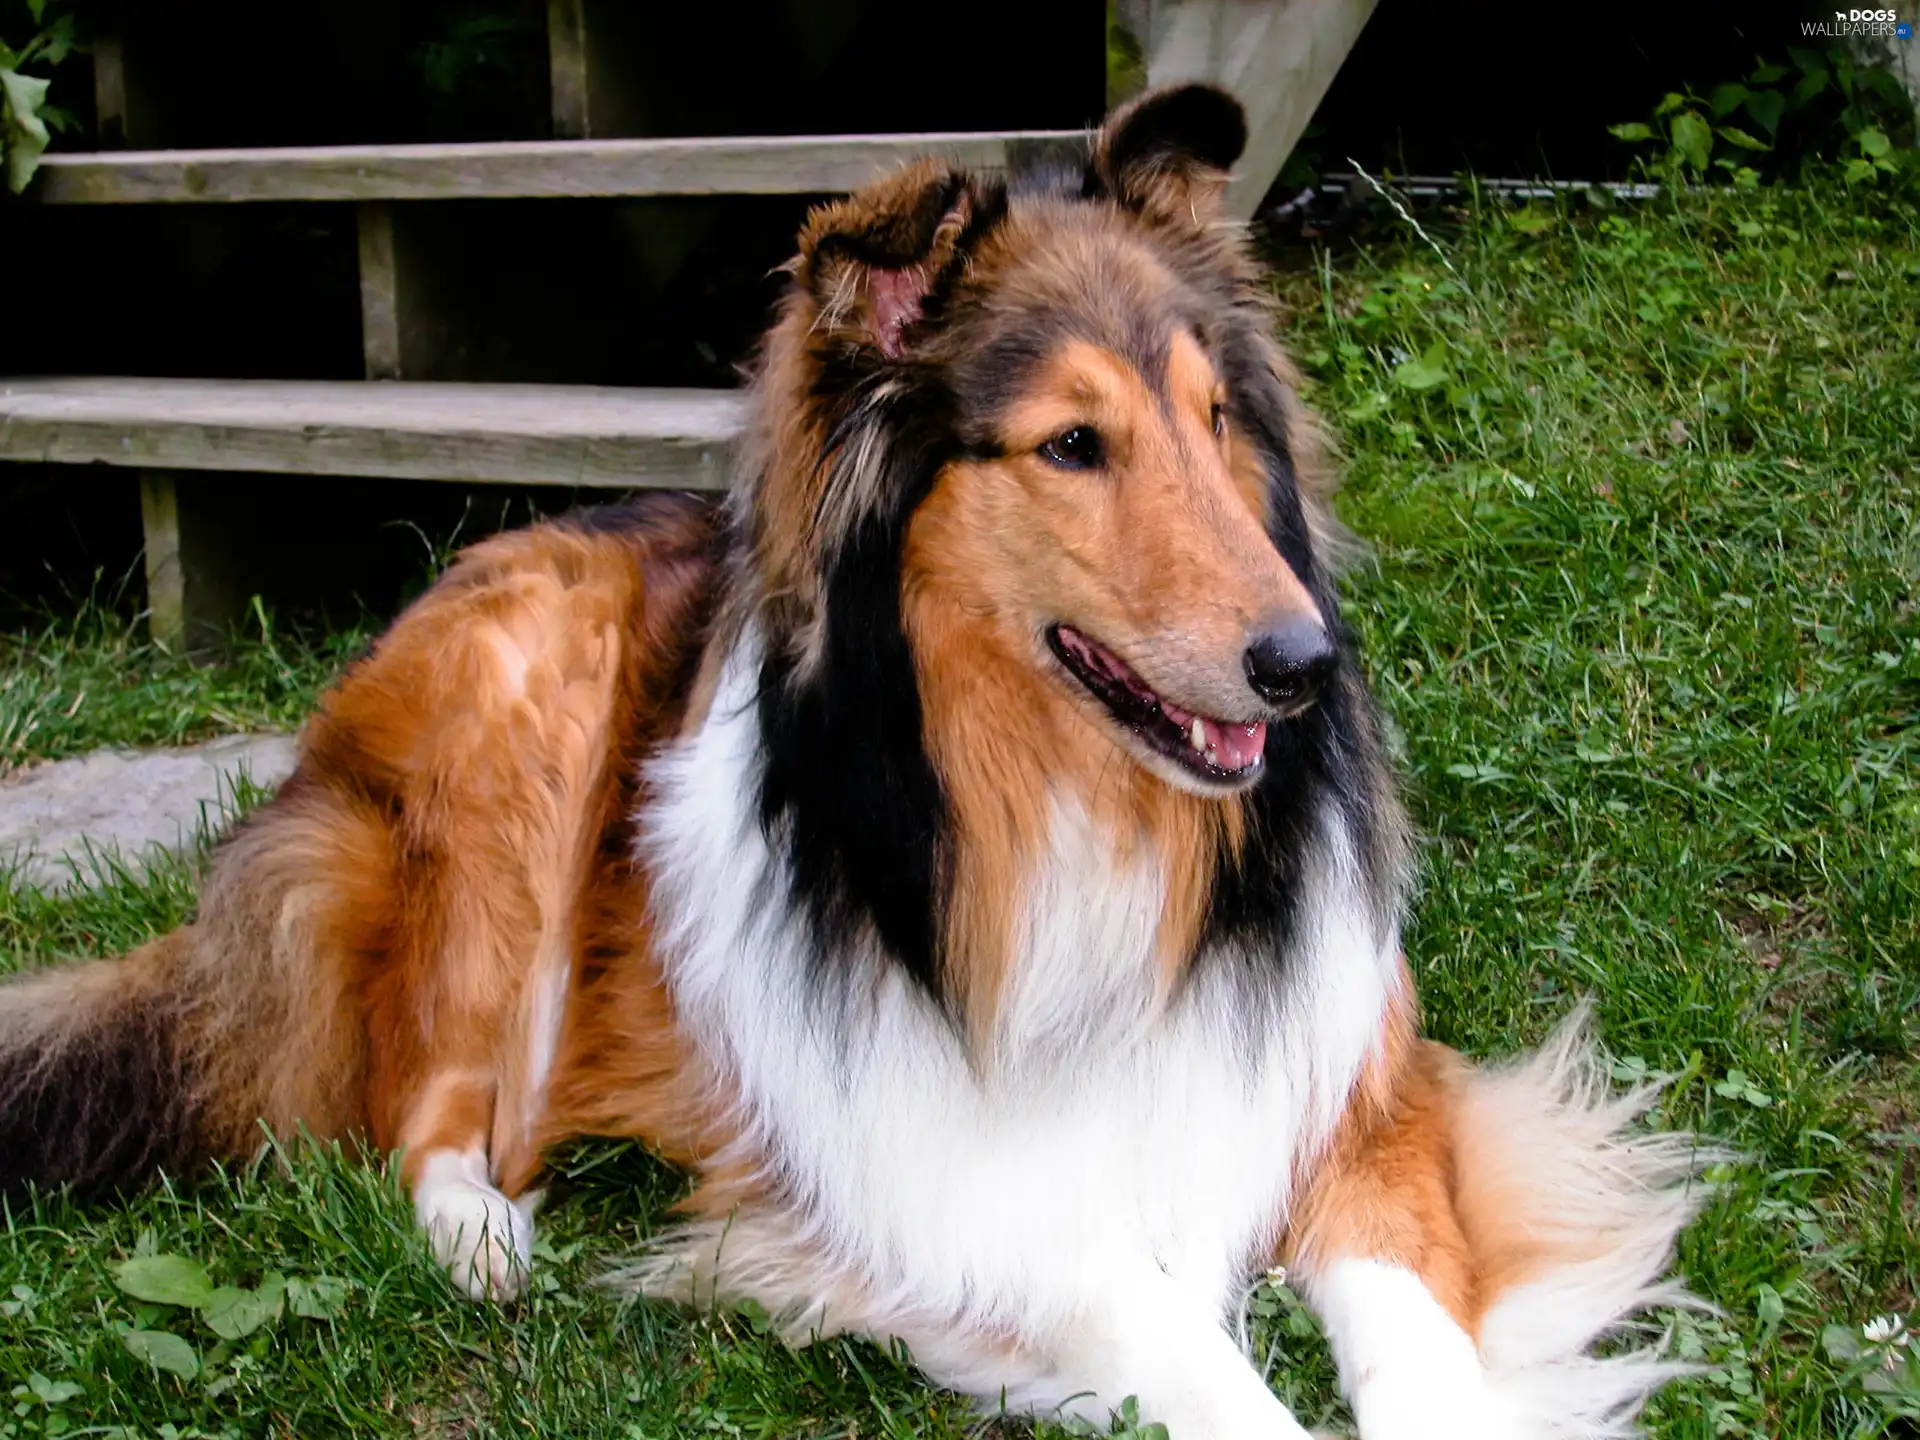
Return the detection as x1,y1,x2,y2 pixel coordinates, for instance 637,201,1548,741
3,174,1918,1437
0,598,365,773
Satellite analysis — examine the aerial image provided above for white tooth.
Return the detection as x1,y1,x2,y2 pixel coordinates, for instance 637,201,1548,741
1189,717,1206,750
1206,747,1218,765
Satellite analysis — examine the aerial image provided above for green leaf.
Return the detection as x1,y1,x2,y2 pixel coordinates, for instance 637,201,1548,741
1608,122,1654,143
202,1275,285,1340
119,1329,200,1379
1717,126,1770,152
1392,342,1450,392
286,1275,349,1320
1654,91,1687,116
1748,62,1789,84
1863,67,1913,112
1790,66,1829,107
1,66,53,194
1755,1282,1785,1331
1708,82,1749,117
112,1254,215,1309
25,1373,81,1406
1744,88,1786,135
1669,111,1713,174
37,15,75,67
1823,1323,1863,1362
1857,127,1891,159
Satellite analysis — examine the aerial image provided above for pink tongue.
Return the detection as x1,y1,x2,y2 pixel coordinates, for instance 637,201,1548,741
1202,716,1267,771
1161,697,1267,772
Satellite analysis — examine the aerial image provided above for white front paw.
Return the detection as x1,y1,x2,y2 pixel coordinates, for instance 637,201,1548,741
1349,1375,1524,1440
1312,1259,1524,1440
413,1150,536,1301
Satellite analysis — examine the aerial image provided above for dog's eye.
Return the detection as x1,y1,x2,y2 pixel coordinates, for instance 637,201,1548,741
1039,426,1105,470
1211,402,1227,439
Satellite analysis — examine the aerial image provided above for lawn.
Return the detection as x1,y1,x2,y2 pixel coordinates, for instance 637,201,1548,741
1,174,1916,1438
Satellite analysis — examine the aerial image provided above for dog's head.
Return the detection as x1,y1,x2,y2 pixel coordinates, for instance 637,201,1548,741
749,85,1341,800
745,86,1387,1012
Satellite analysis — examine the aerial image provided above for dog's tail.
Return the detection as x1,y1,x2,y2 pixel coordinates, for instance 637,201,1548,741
0,929,208,1192
0,777,380,1196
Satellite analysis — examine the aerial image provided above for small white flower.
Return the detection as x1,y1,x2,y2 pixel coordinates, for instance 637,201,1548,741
1862,1314,1906,1344
1264,1265,1288,1286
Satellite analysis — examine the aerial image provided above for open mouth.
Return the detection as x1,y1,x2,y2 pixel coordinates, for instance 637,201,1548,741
1046,624,1267,786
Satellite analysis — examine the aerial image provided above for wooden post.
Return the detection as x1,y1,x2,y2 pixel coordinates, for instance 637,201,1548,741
357,202,403,379
1107,0,1151,108
98,40,246,650
543,0,647,140
92,27,130,148
547,0,592,138
138,473,239,651
138,472,184,648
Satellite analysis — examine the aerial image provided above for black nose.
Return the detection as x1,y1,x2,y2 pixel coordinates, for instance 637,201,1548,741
1243,618,1336,709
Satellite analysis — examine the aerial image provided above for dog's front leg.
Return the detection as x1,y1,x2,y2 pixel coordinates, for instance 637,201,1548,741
1015,1270,1314,1440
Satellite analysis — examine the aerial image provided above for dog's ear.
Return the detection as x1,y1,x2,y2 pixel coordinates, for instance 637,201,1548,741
794,161,1001,360
1089,83,1247,223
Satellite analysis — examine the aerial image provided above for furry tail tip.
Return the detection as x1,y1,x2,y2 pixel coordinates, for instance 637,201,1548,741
0,935,204,1197
1463,1002,1734,1438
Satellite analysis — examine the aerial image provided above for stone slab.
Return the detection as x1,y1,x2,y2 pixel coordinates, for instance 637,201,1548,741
0,732,298,892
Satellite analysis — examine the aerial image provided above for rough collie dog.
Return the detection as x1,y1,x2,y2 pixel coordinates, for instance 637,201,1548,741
1,86,1708,1439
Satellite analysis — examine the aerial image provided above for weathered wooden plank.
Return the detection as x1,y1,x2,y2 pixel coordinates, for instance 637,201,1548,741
0,379,747,490
30,130,1088,205
1147,0,1379,220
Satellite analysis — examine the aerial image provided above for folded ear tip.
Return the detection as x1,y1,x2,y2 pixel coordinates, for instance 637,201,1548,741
798,161,970,272
1104,83,1248,176
792,161,1004,357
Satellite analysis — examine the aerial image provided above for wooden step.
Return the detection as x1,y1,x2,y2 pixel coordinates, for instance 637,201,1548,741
0,377,745,489
30,130,1087,205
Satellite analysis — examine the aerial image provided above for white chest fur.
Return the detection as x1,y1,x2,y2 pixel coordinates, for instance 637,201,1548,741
639,637,1398,1415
